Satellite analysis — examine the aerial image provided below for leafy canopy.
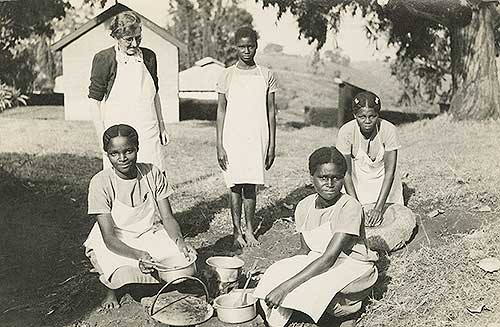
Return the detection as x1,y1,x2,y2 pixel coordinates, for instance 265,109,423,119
258,0,490,105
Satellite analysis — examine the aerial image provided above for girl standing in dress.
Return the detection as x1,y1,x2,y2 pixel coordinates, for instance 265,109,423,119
88,11,169,172
84,124,195,309
215,26,278,248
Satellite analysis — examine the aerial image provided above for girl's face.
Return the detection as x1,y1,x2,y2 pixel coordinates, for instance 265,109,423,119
236,37,257,64
106,136,138,179
117,27,142,55
311,162,344,206
354,107,379,135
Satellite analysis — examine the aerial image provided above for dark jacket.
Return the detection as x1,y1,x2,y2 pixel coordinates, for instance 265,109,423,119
88,46,159,101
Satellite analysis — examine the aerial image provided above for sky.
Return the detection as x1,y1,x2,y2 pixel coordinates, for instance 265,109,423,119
71,0,395,62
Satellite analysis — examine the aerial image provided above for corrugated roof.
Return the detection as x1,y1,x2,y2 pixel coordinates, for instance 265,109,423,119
51,3,187,52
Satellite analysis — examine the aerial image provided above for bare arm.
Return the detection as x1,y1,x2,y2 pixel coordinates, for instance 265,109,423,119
366,150,397,226
154,93,169,145
216,93,228,170
265,232,355,309
342,153,358,200
266,92,277,170
89,99,104,147
157,197,195,256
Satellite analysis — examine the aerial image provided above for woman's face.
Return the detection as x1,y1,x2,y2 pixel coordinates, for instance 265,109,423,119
236,36,257,64
106,135,138,178
354,107,379,135
311,162,344,205
117,27,142,55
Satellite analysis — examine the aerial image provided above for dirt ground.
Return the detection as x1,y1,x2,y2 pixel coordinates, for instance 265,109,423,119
0,107,499,327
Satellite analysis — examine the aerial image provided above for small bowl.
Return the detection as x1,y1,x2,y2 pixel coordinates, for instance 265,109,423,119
156,253,197,283
213,289,257,324
205,256,244,283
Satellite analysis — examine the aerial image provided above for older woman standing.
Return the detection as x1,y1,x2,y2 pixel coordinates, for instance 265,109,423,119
88,11,169,172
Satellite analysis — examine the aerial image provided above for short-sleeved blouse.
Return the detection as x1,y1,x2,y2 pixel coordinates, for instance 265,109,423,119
215,65,278,95
336,119,401,157
294,193,372,262
88,163,173,215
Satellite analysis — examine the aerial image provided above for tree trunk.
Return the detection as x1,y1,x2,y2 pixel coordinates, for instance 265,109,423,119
449,3,500,120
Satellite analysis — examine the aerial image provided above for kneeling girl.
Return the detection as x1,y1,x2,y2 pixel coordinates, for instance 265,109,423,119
84,124,195,309
254,147,378,327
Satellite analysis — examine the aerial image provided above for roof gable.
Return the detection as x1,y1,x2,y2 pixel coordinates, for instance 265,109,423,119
51,3,187,52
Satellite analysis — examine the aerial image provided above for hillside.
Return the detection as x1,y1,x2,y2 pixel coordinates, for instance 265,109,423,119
255,52,410,121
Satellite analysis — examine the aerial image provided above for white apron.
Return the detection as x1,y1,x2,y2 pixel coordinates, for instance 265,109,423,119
351,121,403,205
253,199,375,326
84,167,180,282
101,49,168,172
222,65,269,187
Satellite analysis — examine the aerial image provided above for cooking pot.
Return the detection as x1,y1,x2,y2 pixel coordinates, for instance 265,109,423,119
213,289,258,324
156,253,197,283
205,256,244,283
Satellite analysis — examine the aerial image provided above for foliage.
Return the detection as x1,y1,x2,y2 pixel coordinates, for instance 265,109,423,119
0,0,68,92
324,48,350,66
167,0,255,69
264,43,284,53
257,0,500,117
0,83,28,112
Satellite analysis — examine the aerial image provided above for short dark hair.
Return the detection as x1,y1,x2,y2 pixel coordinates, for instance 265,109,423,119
235,26,258,44
102,124,139,152
308,146,347,176
352,91,381,114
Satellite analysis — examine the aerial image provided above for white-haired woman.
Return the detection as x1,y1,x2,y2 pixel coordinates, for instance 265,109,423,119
88,10,169,173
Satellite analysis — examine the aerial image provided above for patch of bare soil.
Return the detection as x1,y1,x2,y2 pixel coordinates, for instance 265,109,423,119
1,154,495,327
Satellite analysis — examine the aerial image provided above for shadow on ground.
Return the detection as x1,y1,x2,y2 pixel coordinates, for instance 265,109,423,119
0,151,398,327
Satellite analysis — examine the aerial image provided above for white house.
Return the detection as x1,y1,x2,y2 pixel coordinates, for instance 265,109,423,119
179,57,225,101
52,3,187,122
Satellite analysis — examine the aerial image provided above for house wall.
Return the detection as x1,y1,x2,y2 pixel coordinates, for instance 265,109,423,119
60,21,179,122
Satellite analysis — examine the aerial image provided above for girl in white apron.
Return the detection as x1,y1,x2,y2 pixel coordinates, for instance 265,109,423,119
215,27,278,248
84,124,195,309
88,11,169,173
254,147,378,327
336,91,416,252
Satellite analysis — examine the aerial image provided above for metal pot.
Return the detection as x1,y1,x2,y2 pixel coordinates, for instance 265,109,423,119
156,253,197,283
205,256,244,283
213,289,258,324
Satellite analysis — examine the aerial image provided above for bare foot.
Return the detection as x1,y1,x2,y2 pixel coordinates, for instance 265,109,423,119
234,234,247,248
101,288,120,310
245,233,261,247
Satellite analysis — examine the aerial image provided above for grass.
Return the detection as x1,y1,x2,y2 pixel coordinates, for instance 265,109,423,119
0,106,499,326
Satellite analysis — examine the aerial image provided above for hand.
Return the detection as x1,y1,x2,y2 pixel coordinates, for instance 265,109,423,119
136,251,155,274
265,146,275,170
159,128,170,146
365,208,383,227
264,283,291,309
176,238,197,258
217,146,228,171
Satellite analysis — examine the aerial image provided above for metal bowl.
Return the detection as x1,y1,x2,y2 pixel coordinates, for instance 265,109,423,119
205,256,244,283
156,253,197,283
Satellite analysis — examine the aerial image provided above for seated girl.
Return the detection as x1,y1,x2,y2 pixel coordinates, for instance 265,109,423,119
336,91,416,252
84,124,196,309
253,147,378,327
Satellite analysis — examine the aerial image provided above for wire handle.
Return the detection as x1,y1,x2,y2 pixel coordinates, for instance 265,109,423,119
150,276,210,317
